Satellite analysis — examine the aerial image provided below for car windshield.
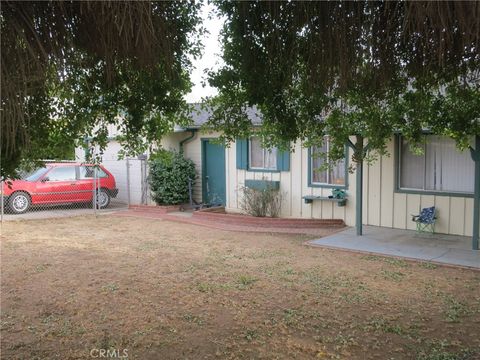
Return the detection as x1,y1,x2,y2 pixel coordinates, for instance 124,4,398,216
23,167,50,182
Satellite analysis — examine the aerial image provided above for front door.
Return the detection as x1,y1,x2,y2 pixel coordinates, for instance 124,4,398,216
202,139,226,205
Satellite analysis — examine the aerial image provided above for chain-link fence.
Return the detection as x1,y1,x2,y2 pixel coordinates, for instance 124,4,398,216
1,157,149,222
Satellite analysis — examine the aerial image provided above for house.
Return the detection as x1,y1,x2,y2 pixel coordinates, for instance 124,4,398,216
75,105,479,244
162,105,478,240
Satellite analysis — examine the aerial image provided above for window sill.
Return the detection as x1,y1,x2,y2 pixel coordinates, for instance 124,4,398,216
247,168,281,173
395,188,473,198
308,183,348,190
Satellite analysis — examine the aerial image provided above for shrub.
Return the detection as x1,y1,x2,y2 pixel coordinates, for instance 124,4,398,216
239,186,282,217
149,149,196,205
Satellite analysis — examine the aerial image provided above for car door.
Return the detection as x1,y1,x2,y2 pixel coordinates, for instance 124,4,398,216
35,166,79,204
76,165,95,202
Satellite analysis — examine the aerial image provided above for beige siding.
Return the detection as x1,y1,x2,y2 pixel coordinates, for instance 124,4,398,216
380,155,395,227
393,193,407,229
367,156,382,226
163,131,475,236
464,198,474,237
160,132,185,152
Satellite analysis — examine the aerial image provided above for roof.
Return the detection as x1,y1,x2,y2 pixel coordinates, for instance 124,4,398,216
186,103,263,128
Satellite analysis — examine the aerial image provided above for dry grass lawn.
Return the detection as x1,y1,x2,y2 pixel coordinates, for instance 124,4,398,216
1,215,479,359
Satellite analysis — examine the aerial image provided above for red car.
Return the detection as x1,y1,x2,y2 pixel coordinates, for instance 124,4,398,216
3,163,118,214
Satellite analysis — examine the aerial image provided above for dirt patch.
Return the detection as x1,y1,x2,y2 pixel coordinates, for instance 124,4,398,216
1,216,479,359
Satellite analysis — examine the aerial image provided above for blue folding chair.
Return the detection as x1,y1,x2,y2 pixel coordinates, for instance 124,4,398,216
411,206,437,234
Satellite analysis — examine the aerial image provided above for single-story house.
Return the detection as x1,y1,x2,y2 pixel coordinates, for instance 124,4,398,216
163,105,478,240
75,105,479,245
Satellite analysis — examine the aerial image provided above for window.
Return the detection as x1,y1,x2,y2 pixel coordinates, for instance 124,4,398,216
399,135,474,194
249,137,277,170
310,138,346,187
79,166,107,179
46,166,76,181
23,167,49,182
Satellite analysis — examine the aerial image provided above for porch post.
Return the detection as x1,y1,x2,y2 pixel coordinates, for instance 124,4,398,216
356,158,363,236
471,135,480,250
349,136,364,236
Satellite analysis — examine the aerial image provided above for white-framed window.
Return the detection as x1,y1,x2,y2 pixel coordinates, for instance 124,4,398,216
310,138,346,186
399,135,474,194
249,136,277,170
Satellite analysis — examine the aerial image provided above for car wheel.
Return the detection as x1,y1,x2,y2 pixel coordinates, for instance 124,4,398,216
96,189,111,209
9,191,31,214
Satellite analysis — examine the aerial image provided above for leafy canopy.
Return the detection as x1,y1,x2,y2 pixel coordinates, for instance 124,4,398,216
207,1,480,162
1,1,202,177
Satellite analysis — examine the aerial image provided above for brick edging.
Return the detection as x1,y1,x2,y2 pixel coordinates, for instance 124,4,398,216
193,210,344,228
128,205,180,214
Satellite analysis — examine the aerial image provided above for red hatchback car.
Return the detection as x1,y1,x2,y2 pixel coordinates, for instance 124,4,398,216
3,163,118,214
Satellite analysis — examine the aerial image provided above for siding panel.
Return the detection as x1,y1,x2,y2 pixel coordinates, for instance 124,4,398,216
380,149,395,227
406,194,421,230
367,158,381,226
464,198,474,237
449,197,465,235
434,196,451,234
393,193,407,229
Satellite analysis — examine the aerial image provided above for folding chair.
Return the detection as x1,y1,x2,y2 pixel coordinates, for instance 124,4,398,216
411,206,437,234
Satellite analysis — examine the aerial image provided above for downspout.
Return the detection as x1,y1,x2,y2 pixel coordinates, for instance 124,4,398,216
470,135,480,250
179,130,197,153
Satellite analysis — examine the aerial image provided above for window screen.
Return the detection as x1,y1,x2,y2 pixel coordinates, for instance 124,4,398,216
311,138,345,186
249,137,277,170
399,136,474,193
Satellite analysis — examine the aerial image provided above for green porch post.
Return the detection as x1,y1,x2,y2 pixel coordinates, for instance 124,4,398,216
348,136,364,236
356,136,364,236
471,135,480,250
356,157,363,236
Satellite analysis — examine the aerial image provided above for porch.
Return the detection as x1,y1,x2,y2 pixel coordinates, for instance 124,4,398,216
309,225,479,269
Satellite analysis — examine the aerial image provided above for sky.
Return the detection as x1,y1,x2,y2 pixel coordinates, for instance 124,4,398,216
185,3,225,104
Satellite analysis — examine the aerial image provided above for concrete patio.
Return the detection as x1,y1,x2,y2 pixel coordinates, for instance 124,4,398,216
309,225,479,269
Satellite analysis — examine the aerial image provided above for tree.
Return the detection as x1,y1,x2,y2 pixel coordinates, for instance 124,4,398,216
207,1,480,242
1,1,202,177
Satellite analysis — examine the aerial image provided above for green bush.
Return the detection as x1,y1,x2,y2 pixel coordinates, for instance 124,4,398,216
239,186,282,217
149,149,196,205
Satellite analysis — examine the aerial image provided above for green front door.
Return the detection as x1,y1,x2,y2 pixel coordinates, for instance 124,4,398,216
202,139,226,205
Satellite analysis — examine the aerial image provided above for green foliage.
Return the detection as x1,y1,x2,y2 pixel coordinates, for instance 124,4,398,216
149,150,196,205
1,1,203,177
207,2,480,166
239,186,282,217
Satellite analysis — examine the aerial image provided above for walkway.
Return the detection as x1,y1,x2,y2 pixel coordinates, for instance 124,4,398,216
309,226,479,269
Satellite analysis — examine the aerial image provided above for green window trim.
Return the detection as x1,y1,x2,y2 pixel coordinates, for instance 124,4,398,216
394,134,474,198
307,144,349,189
236,137,290,172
